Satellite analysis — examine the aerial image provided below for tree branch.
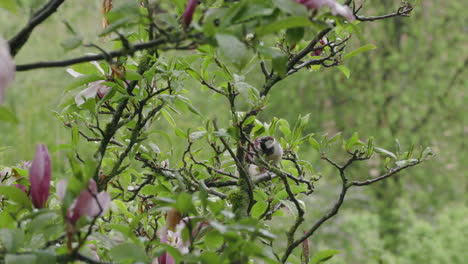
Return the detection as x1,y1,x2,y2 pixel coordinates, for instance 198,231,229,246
9,0,67,56
350,161,420,186
355,2,414,22
286,28,332,70
15,38,166,71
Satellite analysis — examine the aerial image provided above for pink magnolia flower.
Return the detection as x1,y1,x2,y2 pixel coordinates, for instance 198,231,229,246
157,212,209,264
0,37,15,104
294,0,355,21
182,0,199,27
66,61,111,106
57,178,110,224
29,144,51,208
158,232,176,264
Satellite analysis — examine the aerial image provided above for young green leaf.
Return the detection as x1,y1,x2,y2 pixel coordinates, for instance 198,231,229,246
343,44,377,60
310,250,341,264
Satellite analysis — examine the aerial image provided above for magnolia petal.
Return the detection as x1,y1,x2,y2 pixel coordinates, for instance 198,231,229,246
29,144,51,209
75,81,111,106
97,85,111,98
66,68,83,78
293,0,355,21
330,2,355,22
89,244,100,261
92,191,111,217
0,37,15,104
75,83,100,106
70,181,95,222
70,180,110,223
158,233,176,264
294,0,328,10
56,179,68,201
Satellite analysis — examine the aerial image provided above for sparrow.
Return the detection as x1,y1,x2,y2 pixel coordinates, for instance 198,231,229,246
246,136,283,170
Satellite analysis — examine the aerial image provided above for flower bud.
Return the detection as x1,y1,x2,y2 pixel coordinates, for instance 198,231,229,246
182,0,199,27
29,144,51,208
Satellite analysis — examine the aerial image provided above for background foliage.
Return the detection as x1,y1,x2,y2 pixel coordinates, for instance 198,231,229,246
0,0,466,263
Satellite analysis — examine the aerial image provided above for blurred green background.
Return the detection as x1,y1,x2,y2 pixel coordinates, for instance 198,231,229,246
1,0,466,263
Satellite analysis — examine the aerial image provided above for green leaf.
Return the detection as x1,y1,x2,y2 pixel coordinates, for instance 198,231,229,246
421,147,434,160
0,186,32,209
71,63,101,75
60,36,83,51
278,119,291,139
310,250,341,264
395,159,419,167
272,52,288,78
285,27,305,46
71,124,79,148
204,230,224,250
175,193,196,214
123,70,141,81
161,109,176,127
374,147,397,160
257,16,312,36
28,212,59,235
215,34,248,67
5,254,37,264
174,127,187,138
33,251,56,264
366,136,374,156
200,252,222,263
110,243,148,263
337,65,350,79
345,132,359,151
309,137,321,152
227,126,240,140
328,132,342,144
0,211,15,229
273,0,308,16
0,229,24,253
0,106,18,124
251,201,268,218
343,44,377,60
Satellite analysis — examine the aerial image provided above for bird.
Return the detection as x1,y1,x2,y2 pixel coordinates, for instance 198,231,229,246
246,136,283,173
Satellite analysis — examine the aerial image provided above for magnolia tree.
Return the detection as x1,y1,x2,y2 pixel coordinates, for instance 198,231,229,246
0,0,432,263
